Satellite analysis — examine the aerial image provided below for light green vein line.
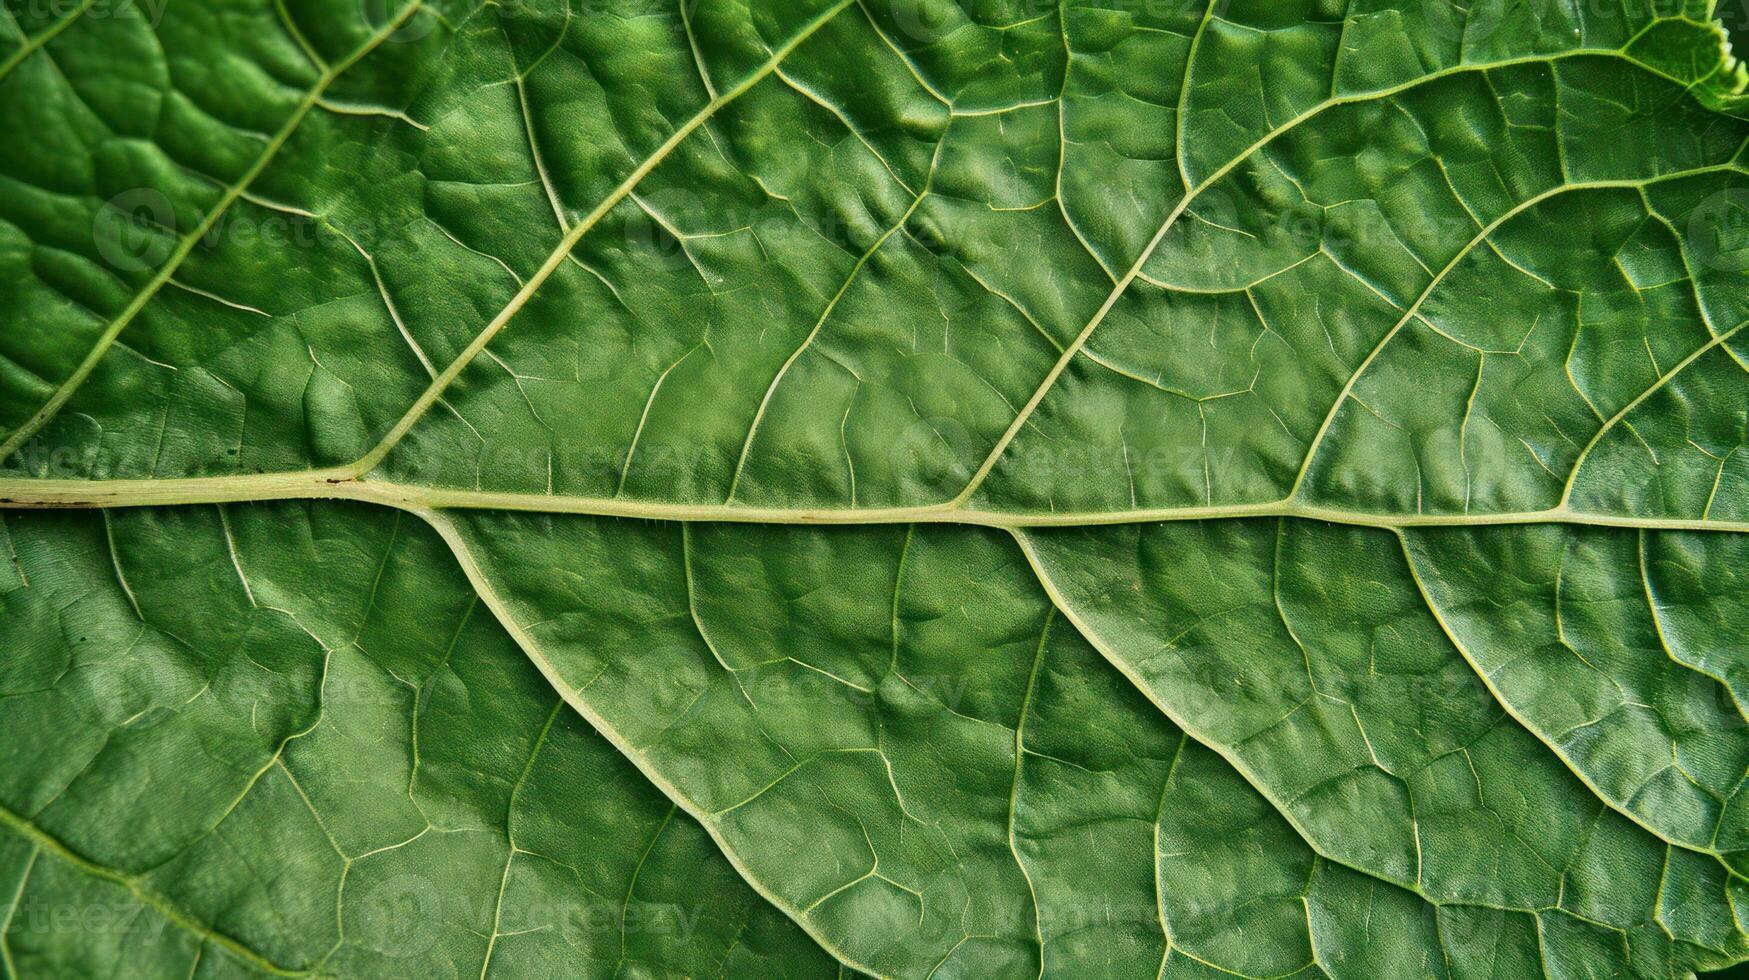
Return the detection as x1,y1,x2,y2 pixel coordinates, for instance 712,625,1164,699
949,45,1724,507
412,507,896,980
1559,315,1749,505
1008,529,1473,923
0,844,36,980
1009,609,1051,978
1290,168,1745,500
7,471,1749,534
0,805,311,976
1011,526,1692,966
1393,531,1745,872
725,146,939,502
0,0,424,462
0,0,97,84
349,0,858,478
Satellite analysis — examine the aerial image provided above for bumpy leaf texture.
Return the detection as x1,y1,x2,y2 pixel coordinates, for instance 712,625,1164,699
2,0,1749,976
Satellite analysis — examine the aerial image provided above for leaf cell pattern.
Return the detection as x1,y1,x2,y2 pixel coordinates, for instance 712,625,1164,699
2,0,1749,976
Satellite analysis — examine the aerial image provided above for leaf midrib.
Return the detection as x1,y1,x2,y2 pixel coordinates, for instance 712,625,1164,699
7,471,1749,533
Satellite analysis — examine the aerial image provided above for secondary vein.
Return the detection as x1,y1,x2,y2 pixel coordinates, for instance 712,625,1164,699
0,1,426,461
348,0,859,479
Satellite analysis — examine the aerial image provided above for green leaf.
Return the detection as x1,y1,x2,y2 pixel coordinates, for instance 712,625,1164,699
0,506,854,977
1,0,1748,976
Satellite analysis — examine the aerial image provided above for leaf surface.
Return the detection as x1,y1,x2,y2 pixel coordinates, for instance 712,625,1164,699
2,0,1749,976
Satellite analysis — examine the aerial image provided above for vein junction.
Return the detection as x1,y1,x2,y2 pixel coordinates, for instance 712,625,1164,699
0,469,1747,534
1,16,1743,532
